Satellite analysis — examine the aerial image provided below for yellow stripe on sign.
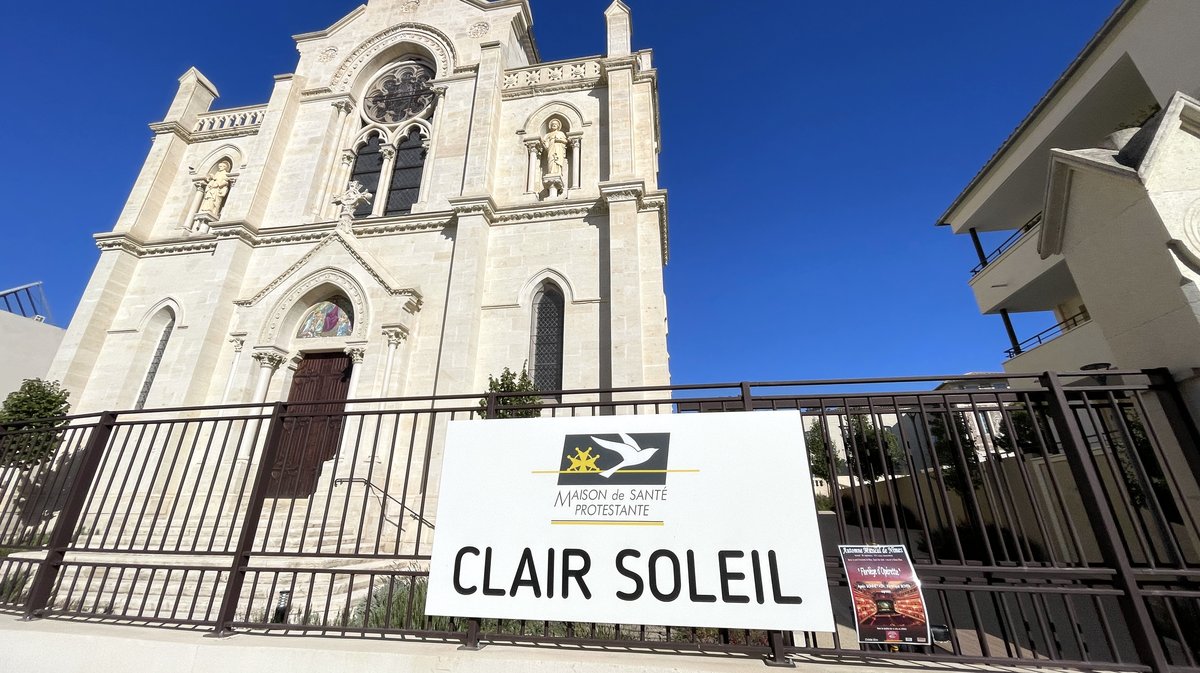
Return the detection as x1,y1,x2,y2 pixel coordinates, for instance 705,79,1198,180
550,520,664,526
529,469,700,474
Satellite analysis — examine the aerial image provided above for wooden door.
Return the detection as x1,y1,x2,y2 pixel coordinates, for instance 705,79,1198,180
266,352,353,498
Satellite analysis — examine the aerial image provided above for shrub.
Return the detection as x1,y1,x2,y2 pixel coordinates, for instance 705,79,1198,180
477,367,542,419
0,379,71,469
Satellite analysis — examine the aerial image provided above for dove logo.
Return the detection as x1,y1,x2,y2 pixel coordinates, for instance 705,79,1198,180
557,433,671,485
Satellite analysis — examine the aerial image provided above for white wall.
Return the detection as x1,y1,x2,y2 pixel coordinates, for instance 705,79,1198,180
0,311,65,397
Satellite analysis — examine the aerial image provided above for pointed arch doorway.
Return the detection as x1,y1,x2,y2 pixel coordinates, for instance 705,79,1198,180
267,351,353,498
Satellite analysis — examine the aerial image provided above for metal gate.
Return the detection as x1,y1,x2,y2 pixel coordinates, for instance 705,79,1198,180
0,369,1197,671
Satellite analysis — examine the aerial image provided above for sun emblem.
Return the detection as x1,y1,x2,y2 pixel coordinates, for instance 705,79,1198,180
565,446,601,473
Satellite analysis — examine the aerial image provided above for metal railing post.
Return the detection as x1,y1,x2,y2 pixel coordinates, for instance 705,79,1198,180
459,617,483,650
23,411,117,619
740,382,754,412
764,629,794,667
1039,372,1169,673
210,402,288,637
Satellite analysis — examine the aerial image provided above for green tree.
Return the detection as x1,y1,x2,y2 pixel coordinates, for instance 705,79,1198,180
928,411,983,495
0,379,71,469
993,409,1049,456
477,367,542,419
804,420,844,482
841,414,903,482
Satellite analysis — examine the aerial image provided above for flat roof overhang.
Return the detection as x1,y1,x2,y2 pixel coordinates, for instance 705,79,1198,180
943,53,1156,235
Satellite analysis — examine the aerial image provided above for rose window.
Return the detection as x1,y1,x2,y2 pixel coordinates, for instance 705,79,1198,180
363,62,435,124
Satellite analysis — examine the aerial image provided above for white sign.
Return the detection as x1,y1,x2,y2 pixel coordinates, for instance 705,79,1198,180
426,410,835,631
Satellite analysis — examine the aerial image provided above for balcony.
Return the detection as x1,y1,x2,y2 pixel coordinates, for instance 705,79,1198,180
1002,313,1114,373
0,282,52,323
969,217,1073,314
971,213,1042,275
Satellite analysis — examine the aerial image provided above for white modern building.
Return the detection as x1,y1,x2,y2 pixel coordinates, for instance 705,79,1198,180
49,0,671,414
0,283,65,398
939,0,1200,410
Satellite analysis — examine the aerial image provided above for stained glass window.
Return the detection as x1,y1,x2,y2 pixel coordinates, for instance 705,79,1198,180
135,317,174,410
297,297,354,339
532,284,564,392
385,128,426,216
349,135,384,217
363,61,435,124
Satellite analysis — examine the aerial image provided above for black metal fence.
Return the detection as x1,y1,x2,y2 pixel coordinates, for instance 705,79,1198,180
1,370,1198,671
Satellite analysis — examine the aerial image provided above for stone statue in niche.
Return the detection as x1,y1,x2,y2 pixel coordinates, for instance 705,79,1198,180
542,118,568,199
198,159,233,219
332,181,374,232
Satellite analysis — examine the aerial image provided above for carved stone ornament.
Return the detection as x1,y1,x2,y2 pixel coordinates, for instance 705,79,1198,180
542,173,565,200
198,159,233,219
229,337,246,353
252,350,287,370
398,0,419,11
363,61,435,124
382,326,409,346
318,47,339,63
542,118,568,177
330,23,456,93
468,22,490,38
333,181,374,231
344,346,366,364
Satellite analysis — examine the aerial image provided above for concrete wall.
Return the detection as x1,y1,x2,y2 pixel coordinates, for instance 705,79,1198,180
0,312,65,398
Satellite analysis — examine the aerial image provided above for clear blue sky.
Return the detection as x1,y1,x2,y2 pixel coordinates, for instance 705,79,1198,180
0,0,1119,384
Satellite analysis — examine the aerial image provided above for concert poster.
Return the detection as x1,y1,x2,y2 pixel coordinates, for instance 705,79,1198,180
838,545,930,645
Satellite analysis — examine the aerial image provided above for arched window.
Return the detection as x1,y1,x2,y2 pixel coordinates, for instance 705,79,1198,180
296,296,354,339
531,283,565,392
339,58,435,219
385,127,426,216
348,135,384,217
134,314,175,410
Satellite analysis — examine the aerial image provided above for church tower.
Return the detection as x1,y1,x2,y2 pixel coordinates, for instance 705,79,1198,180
50,0,670,412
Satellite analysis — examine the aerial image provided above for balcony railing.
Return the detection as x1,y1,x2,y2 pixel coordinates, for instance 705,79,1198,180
0,281,52,323
971,212,1043,275
1005,309,1089,359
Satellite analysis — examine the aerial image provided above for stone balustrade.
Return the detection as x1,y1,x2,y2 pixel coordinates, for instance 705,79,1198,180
502,58,603,98
193,106,267,133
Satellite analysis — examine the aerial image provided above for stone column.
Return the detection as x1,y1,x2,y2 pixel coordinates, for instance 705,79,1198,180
250,349,287,403
315,99,357,220
221,334,247,404
437,197,496,395
372,145,398,217
601,182,646,388
461,42,506,194
184,181,206,229
524,140,542,195
604,57,637,181
569,135,583,191
380,326,409,397
413,86,446,214
344,345,367,400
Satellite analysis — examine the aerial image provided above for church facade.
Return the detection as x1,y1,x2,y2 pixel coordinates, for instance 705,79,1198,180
49,0,670,413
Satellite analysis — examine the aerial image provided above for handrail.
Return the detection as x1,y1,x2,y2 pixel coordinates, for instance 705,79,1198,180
971,212,1043,275
1005,310,1090,359
0,281,52,323
333,477,435,530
